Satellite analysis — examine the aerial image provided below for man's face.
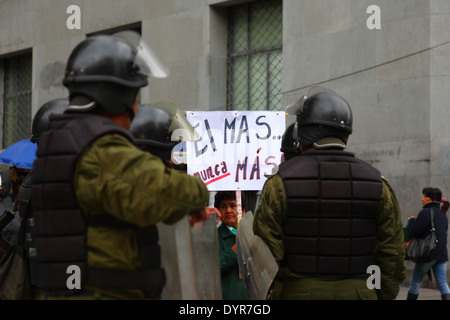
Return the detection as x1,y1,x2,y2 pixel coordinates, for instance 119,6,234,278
219,199,239,229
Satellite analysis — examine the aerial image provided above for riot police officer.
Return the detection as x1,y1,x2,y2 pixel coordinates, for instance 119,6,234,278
0,98,69,300
30,31,210,300
23,98,69,292
129,102,196,169
253,86,405,300
129,102,221,300
30,98,70,144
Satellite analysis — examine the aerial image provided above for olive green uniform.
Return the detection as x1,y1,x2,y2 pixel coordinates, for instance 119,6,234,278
37,133,209,300
253,174,405,300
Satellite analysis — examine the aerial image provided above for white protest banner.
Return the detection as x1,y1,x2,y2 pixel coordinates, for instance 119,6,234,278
185,111,285,191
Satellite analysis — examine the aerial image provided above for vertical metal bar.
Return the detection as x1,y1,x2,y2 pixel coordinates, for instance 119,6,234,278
266,51,270,110
246,3,251,111
226,9,232,111
15,56,19,142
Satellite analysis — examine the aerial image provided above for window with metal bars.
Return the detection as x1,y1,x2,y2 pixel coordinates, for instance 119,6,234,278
227,0,283,111
3,53,32,148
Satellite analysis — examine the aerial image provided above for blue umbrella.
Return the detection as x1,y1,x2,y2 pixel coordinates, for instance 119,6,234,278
0,139,37,169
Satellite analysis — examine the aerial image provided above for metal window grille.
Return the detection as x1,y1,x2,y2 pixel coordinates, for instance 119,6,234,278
3,54,32,147
227,0,283,111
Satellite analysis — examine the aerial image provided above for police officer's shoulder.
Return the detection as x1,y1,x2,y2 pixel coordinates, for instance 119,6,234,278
381,175,392,185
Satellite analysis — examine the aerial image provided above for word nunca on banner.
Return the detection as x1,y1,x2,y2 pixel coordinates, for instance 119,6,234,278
185,111,285,191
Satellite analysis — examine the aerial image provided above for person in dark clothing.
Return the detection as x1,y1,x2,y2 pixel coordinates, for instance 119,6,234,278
407,187,450,300
0,170,18,260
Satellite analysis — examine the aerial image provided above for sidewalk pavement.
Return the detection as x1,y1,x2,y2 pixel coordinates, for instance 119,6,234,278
396,261,447,300
396,284,443,300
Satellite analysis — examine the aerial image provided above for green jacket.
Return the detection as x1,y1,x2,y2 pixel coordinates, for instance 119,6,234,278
253,173,405,300
72,133,209,299
217,224,248,300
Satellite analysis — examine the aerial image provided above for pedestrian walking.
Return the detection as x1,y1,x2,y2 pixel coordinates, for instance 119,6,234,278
406,187,450,300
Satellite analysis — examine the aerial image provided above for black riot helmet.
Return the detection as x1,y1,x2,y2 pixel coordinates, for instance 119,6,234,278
30,98,69,144
63,30,168,116
286,86,353,150
130,102,198,163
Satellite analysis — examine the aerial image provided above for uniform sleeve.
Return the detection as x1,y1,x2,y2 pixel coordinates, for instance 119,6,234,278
373,177,406,300
74,134,209,226
253,174,286,263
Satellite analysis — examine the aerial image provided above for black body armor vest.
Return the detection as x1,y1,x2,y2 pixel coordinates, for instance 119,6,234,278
29,113,165,298
278,150,382,278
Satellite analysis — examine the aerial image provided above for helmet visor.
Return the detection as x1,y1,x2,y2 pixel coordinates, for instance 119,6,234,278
153,101,200,142
286,86,336,115
113,30,169,79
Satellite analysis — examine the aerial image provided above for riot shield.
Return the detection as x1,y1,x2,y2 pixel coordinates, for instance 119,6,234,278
190,213,222,299
236,212,278,300
157,213,222,299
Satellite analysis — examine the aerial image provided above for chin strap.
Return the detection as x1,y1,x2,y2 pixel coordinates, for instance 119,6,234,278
292,121,302,155
127,107,135,122
293,140,301,154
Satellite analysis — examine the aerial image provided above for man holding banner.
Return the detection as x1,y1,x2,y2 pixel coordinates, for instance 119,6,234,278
253,87,405,300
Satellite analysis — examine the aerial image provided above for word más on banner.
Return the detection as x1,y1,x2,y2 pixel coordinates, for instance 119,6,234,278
185,111,285,191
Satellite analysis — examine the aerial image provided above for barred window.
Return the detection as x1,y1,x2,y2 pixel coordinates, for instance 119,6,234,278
3,53,32,147
227,0,283,111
